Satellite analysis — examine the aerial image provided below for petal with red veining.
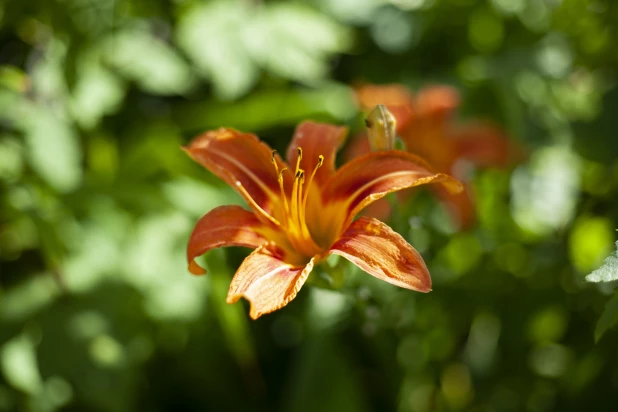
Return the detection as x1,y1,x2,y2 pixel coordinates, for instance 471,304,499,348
183,128,289,219
451,122,515,167
324,151,463,231
187,205,273,275
227,246,315,319
329,217,431,292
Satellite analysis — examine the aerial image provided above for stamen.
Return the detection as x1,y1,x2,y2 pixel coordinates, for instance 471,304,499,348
295,147,303,173
301,155,324,214
296,170,305,228
271,150,279,174
277,168,289,218
290,170,304,228
234,181,280,226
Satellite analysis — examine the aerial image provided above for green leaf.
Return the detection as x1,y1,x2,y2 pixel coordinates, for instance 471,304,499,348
570,217,614,273
0,65,28,92
595,290,618,342
177,1,259,100
70,51,126,129
103,26,195,95
0,136,24,182
252,4,351,83
174,84,356,132
176,1,351,100
22,106,82,192
586,241,618,283
511,145,580,236
0,334,43,395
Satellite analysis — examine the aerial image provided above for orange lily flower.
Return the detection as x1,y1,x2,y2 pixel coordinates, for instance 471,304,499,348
184,121,462,319
352,84,518,228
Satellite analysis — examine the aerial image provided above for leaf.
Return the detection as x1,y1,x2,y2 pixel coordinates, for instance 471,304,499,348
595,290,618,342
70,51,126,129
586,241,618,283
570,217,614,273
103,26,195,95
511,146,580,236
22,106,82,192
251,4,351,83
0,334,43,395
0,65,29,92
0,40,82,192
174,84,356,132
176,1,351,100
177,1,259,100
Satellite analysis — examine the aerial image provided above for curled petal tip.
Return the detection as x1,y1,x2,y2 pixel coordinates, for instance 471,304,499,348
188,260,207,275
439,174,464,194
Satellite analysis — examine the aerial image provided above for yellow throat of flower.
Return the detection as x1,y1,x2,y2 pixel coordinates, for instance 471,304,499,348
263,148,323,258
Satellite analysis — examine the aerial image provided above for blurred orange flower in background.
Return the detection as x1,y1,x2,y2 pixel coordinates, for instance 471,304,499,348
349,84,521,229
184,122,462,319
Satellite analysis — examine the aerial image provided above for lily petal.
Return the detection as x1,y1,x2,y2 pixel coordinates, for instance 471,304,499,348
451,123,513,167
324,151,463,231
286,121,348,186
414,85,459,118
187,205,272,275
329,217,431,292
183,128,288,219
227,246,315,319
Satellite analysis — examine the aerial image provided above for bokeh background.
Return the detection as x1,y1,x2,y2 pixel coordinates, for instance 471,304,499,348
1,0,618,411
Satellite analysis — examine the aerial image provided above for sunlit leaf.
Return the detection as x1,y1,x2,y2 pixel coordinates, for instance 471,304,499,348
0,136,24,182
0,65,29,92
318,0,382,24
586,241,618,283
177,1,351,100
0,275,61,322
70,51,126,129
162,177,239,218
511,146,580,236
103,26,195,95
370,6,417,54
22,106,82,193
124,213,205,321
251,3,351,82
177,0,258,100
570,217,614,274
0,334,43,395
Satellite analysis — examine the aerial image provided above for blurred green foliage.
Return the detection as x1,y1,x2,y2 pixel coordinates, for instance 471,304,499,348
1,0,618,411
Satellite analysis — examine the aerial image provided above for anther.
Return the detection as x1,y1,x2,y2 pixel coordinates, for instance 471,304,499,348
317,155,324,167
278,168,287,181
295,147,303,173
271,150,277,163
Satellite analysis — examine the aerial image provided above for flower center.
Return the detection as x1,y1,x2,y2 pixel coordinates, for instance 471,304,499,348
270,148,324,258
